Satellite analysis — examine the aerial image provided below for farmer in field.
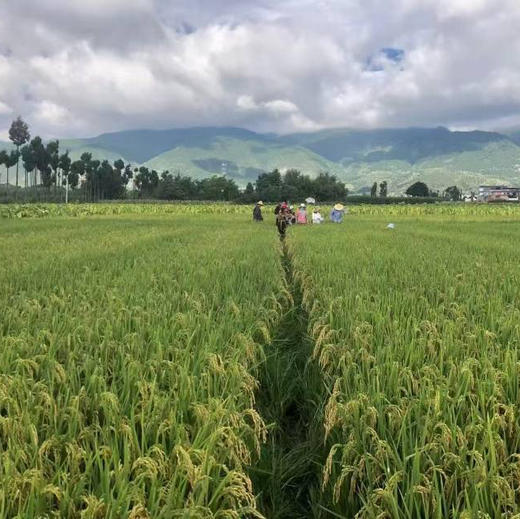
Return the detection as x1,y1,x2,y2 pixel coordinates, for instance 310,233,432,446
296,203,308,224
253,201,264,222
289,205,296,224
274,201,287,215
330,203,345,223
276,202,290,238
312,207,324,224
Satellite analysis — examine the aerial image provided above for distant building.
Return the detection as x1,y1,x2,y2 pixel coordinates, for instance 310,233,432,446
478,185,520,202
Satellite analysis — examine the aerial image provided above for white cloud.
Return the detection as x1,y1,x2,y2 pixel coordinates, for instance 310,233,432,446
0,101,11,115
1,0,520,138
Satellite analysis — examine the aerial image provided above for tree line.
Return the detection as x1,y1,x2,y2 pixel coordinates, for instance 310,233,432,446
1,117,348,203
369,180,463,201
1,117,464,203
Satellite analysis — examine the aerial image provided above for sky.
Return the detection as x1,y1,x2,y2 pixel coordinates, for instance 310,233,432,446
1,0,520,139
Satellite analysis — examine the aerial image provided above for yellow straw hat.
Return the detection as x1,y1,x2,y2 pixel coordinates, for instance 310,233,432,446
334,203,344,211
257,201,264,206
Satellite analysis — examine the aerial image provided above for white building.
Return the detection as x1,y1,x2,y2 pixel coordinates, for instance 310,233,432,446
478,185,520,202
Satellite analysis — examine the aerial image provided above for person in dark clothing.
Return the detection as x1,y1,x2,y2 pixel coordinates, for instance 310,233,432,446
276,204,290,239
274,200,288,216
253,201,264,222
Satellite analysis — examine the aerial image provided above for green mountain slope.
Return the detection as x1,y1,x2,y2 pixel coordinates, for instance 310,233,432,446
144,136,343,182
342,141,520,194
83,127,268,164
280,127,509,164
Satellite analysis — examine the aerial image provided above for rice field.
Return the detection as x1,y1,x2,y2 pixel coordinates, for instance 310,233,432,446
2,203,520,518
290,214,520,518
0,213,280,517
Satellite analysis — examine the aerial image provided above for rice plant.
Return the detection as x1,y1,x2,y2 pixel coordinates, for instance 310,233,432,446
0,213,280,517
290,214,520,517
3,204,520,518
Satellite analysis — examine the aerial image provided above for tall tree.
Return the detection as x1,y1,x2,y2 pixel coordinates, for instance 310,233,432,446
379,181,388,198
312,172,346,202
3,150,19,192
59,151,72,202
21,144,36,188
256,169,283,202
0,150,7,189
406,181,430,197
8,116,30,191
59,151,72,186
370,182,378,197
70,159,84,190
28,137,52,188
46,140,60,190
196,175,239,201
135,166,159,197
444,185,461,201
157,171,197,200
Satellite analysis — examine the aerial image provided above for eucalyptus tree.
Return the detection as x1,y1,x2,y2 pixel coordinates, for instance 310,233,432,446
59,151,72,202
46,140,60,190
8,116,30,189
28,137,51,188
0,150,7,189
21,144,36,188
4,150,19,193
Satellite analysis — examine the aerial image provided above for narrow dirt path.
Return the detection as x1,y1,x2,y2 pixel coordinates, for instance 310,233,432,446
250,238,327,518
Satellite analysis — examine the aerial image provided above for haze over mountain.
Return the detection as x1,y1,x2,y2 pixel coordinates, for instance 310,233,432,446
2,126,520,194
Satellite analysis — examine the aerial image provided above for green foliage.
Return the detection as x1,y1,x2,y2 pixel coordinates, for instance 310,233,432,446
8,116,30,147
406,180,430,197
444,185,462,201
253,169,346,203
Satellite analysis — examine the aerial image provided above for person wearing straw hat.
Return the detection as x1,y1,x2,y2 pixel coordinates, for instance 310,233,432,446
330,203,345,223
253,201,264,222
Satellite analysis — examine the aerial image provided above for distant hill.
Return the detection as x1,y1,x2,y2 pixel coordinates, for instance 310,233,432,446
280,127,507,163
506,130,520,146
82,127,271,164
2,126,520,193
143,136,343,182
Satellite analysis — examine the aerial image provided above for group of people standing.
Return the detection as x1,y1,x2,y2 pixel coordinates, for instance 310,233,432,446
253,201,345,237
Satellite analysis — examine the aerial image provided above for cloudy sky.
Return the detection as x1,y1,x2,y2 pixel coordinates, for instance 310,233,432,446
1,0,520,139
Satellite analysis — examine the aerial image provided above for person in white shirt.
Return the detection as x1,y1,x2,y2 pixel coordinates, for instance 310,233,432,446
312,207,324,224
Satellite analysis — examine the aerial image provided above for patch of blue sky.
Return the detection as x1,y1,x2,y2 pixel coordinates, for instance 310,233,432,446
365,47,405,72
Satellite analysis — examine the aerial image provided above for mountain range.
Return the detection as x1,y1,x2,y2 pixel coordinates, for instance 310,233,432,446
2,126,520,194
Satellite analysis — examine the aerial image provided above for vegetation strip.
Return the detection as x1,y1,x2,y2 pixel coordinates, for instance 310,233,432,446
251,239,326,518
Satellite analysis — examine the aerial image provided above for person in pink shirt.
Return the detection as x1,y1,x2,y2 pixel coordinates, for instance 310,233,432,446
296,203,308,224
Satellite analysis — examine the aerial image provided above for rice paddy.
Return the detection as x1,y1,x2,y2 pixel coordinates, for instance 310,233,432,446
2,203,520,518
